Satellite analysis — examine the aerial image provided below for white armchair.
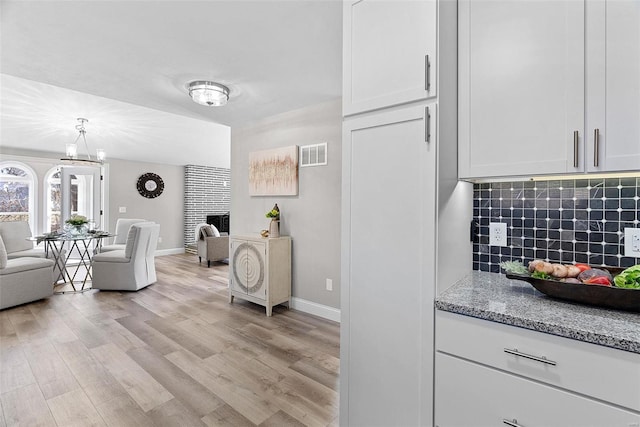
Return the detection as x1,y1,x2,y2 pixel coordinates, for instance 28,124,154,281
0,234,54,310
0,221,51,259
91,222,160,291
100,218,146,252
0,221,64,280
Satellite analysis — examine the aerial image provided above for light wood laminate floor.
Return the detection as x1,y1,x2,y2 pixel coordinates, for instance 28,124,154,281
0,254,340,426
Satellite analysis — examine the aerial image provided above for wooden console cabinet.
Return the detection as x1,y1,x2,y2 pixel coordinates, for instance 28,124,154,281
228,234,291,316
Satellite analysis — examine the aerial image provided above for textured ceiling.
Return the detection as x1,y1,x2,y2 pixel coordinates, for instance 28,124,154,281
0,0,342,166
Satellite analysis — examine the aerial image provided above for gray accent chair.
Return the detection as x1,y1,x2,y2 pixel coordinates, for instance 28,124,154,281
100,218,146,252
91,222,160,291
0,234,54,310
196,224,229,267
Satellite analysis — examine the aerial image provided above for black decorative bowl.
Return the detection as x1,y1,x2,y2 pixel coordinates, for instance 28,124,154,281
506,267,640,312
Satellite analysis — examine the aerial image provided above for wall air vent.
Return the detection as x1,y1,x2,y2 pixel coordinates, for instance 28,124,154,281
300,142,327,167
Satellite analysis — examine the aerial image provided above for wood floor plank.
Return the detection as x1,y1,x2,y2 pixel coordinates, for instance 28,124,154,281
1,383,56,426
116,315,182,355
55,339,129,406
4,306,48,344
126,346,224,417
166,350,279,425
0,345,36,395
259,410,306,427
86,312,148,353
59,304,111,349
146,398,208,427
28,304,78,344
145,316,217,359
204,348,334,427
201,404,255,427
22,340,81,400
0,394,6,427
94,394,156,427
90,342,174,412
289,357,339,392
46,387,106,426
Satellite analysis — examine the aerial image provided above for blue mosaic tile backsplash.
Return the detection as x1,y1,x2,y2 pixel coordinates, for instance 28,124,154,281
472,177,640,273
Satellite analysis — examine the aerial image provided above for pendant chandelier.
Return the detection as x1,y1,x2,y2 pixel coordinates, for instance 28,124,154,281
61,118,105,165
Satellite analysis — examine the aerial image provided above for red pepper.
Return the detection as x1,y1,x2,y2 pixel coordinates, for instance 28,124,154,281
583,276,611,286
575,263,592,272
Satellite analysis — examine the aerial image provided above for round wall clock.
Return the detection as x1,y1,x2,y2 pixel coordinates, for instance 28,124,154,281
137,173,164,198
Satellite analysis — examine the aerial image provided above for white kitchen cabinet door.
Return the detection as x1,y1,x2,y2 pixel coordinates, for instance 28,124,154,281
343,0,437,116
435,353,640,427
458,0,585,179
341,104,437,426
587,0,640,172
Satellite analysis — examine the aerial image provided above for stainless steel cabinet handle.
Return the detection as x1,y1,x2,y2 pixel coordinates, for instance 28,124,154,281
594,128,600,167
504,348,557,366
425,54,431,91
573,130,579,167
503,419,524,427
425,106,431,143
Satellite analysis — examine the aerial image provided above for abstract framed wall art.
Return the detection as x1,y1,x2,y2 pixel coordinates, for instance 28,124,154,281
249,145,299,196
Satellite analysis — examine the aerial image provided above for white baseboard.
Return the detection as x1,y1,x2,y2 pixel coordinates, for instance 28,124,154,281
156,247,186,256
290,297,340,323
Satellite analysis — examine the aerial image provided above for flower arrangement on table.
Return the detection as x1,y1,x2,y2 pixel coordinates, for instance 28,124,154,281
65,214,89,226
64,214,90,236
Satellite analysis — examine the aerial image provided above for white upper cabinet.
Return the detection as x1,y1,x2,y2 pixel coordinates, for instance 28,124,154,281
586,0,640,172
343,0,437,116
458,0,585,179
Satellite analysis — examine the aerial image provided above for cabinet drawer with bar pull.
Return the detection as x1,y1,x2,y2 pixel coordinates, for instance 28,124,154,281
434,352,640,427
435,310,640,412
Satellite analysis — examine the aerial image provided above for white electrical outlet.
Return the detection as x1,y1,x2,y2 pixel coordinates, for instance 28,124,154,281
326,278,333,291
624,228,640,257
489,222,508,247
119,206,127,213
158,237,162,244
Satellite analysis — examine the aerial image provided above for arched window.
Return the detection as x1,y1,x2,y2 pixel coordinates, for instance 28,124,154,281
0,162,37,233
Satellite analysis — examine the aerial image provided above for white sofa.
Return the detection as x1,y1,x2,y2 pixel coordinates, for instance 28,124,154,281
100,218,146,252
0,234,54,310
92,222,160,291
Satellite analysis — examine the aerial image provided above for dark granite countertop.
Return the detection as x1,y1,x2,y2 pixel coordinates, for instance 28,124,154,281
435,271,640,354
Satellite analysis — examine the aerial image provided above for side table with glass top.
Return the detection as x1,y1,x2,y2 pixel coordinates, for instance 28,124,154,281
30,232,114,292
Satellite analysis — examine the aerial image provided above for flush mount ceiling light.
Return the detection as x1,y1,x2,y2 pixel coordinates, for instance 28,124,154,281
61,118,105,166
188,80,230,106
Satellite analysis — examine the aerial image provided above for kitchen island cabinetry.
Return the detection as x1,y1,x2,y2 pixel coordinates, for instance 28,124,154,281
434,271,640,425
436,351,639,426
342,0,437,116
459,0,640,179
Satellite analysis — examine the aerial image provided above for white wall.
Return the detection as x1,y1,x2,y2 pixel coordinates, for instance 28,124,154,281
106,158,184,251
231,99,342,312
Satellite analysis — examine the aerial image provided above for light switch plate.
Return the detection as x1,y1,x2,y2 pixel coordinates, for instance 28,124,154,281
489,222,508,247
624,228,640,257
